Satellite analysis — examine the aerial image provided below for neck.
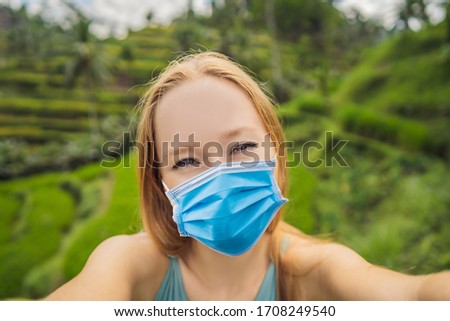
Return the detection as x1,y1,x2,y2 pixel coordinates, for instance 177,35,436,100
180,234,272,299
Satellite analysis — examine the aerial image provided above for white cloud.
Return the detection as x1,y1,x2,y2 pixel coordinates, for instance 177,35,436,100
336,0,405,28
0,0,210,38
89,0,188,38
335,0,445,29
80,0,212,38
0,0,446,37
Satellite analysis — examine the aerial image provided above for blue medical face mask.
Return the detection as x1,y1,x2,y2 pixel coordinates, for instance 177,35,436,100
163,158,288,256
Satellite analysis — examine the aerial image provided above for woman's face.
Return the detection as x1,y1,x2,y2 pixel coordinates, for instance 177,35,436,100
154,76,275,189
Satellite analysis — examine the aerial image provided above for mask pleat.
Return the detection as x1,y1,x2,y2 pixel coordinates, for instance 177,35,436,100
183,196,279,241
192,201,283,256
181,187,274,221
165,159,288,256
178,170,272,212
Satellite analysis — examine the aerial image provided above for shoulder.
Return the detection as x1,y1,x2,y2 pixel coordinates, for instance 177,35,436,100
278,226,365,299
278,221,366,266
278,223,338,277
45,232,169,300
92,232,166,266
278,223,424,300
89,233,168,281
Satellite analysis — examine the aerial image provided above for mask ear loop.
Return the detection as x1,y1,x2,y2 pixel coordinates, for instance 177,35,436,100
267,152,277,168
271,152,277,162
161,180,170,192
162,154,278,191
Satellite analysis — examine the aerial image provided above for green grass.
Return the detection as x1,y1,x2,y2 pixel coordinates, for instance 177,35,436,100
333,23,449,159
62,154,140,281
0,114,91,132
0,126,73,143
340,164,450,273
133,48,174,60
0,114,91,137
127,59,167,82
284,162,317,234
127,27,175,49
0,97,129,118
0,193,21,245
337,105,432,152
0,185,75,298
0,154,140,299
0,19,449,300
0,71,64,89
281,22,450,272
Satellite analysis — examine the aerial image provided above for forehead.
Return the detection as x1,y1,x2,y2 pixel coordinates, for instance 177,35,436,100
154,76,266,144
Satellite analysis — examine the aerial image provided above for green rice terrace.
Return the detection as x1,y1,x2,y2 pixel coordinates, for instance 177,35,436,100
0,3,449,299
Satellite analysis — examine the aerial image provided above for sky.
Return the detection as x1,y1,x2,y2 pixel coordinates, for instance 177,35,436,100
0,0,446,38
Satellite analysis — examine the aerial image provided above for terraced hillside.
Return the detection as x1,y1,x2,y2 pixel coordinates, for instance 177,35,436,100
0,26,176,145
0,19,448,299
0,155,139,299
280,23,450,274
0,23,178,298
0,20,280,298
0,20,283,179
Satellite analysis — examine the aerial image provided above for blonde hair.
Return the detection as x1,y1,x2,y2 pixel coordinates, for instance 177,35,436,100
136,51,296,299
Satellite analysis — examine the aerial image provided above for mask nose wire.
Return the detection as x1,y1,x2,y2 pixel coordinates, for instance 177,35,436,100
161,154,278,192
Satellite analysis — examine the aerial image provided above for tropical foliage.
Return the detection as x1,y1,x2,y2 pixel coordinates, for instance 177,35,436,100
0,0,448,299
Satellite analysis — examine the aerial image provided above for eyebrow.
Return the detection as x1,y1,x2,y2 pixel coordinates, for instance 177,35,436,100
218,126,257,141
166,126,257,158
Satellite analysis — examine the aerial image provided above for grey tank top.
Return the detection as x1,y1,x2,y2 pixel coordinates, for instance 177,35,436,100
154,256,276,301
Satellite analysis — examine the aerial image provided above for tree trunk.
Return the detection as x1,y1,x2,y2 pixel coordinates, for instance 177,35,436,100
417,0,430,26
447,1,450,44
265,0,288,101
265,0,282,82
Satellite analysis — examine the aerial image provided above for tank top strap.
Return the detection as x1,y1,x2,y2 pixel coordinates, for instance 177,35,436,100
254,261,276,300
154,255,278,301
153,256,188,300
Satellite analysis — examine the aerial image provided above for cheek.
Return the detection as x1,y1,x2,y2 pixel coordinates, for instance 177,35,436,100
161,168,206,190
159,170,181,190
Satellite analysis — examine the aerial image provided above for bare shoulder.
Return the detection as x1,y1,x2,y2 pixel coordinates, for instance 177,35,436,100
44,233,169,300
90,233,169,284
278,223,338,276
278,222,366,298
279,222,365,263
279,223,432,300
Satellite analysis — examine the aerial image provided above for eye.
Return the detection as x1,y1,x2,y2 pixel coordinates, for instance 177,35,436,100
231,142,258,154
173,158,199,169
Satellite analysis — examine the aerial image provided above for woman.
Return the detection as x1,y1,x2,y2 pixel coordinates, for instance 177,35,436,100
45,52,450,300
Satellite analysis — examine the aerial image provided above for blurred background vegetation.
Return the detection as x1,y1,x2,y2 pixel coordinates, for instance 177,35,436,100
0,0,449,299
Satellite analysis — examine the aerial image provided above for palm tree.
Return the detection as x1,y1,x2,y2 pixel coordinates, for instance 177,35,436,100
265,0,290,101
64,2,111,141
445,0,450,44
